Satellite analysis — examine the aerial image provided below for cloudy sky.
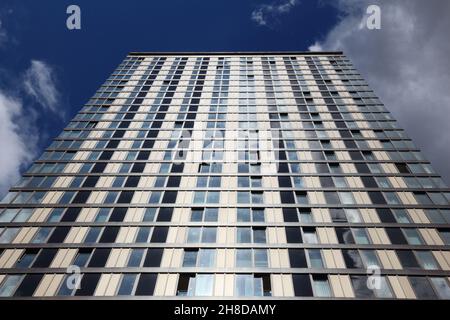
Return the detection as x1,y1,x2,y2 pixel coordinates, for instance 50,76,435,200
0,0,449,197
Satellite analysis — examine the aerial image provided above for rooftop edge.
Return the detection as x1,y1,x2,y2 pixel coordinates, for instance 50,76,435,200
128,51,343,56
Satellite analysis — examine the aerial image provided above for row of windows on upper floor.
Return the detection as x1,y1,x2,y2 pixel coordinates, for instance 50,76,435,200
102,78,369,90
106,73,365,84
45,140,425,163
87,97,382,108
2,206,450,226
63,122,405,134
23,161,436,180
13,173,449,194
99,83,371,93
2,272,448,299
69,113,396,126
112,62,354,70
2,247,450,276
90,90,379,102
2,188,449,208
82,103,386,114
110,67,357,77
0,224,449,246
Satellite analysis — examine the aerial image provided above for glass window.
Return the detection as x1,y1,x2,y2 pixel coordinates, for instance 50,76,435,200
31,228,52,243
360,250,380,268
409,277,437,299
353,228,370,244
191,209,203,222
253,228,266,243
254,249,268,267
201,228,216,243
117,274,137,295
236,249,252,267
13,208,33,223
440,230,450,245
73,250,91,267
127,249,145,267
204,208,218,221
135,227,151,243
308,249,324,268
182,250,198,267
198,249,215,267
303,228,318,244
351,276,375,298
345,209,362,223
0,275,23,297
0,209,18,222
415,251,439,270
194,274,214,296
384,192,401,205
187,227,201,243
339,192,355,204
430,278,450,299
312,275,332,297
237,228,251,243
252,209,265,222
374,277,393,298
404,229,423,245
15,250,38,268
237,208,251,222
393,209,411,223
235,275,255,297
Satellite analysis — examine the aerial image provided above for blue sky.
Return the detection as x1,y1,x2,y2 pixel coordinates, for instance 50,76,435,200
1,0,450,195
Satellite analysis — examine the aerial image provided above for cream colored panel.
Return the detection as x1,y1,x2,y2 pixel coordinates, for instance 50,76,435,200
397,276,416,299
271,275,284,297
339,275,355,298
329,275,344,298
170,249,183,268
105,274,121,296
214,274,225,297
0,249,24,268
282,274,294,297
224,274,234,296
154,274,168,296
95,274,112,296
50,249,77,268
165,274,178,296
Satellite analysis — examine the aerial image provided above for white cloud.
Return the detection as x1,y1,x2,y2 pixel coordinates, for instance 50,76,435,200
251,0,298,27
23,60,63,117
309,0,450,184
0,19,7,46
0,91,38,197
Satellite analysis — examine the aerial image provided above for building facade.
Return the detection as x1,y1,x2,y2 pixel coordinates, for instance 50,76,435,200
0,52,450,299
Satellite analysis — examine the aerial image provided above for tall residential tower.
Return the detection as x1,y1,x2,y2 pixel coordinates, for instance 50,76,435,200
0,52,449,299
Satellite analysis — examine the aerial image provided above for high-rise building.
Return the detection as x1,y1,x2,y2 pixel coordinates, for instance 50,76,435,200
0,52,449,300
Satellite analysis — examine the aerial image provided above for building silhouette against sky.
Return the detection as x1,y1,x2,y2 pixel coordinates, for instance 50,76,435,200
0,52,449,299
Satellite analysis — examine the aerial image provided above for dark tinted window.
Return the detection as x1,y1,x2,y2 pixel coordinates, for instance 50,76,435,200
386,228,407,245
292,274,313,297
283,208,298,222
342,250,363,269
151,227,168,243
14,274,43,297
143,249,164,267
289,249,307,268
286,227,302,243
32,249,57,268
336,228,355,244
397,250,420,269
88,249,111,267
99,227,119,243
75,273,101,296
135,274,157,296
109,208,127,222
